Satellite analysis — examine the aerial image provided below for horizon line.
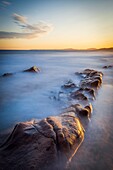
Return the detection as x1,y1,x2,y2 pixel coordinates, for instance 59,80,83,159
0,47,113,51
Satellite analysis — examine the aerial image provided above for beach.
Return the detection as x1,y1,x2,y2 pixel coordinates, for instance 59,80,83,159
0,50,113,169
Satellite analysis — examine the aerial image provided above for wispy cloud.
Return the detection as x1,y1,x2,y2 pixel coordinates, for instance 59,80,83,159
0,0,11,9
0,13,53,39
2,1,11,6
0,31,36,39
13,13,27,24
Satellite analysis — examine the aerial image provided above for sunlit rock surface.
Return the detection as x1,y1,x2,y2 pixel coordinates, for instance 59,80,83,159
0,114,84,170
23,66,40,73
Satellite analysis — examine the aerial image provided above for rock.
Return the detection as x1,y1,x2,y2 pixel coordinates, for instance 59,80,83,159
72,103,93,117
88,79,101,88
82,69,103,77
74,87,95,98
84,104,93,115
80,69,103,89
61,80,76,89
83,88,95,98
1,73,13,77
23,66,40,73
62,107,76,114
82,69,95,76
103,65,113,69
70,91,88,101
0,114,84,170
93,75,102,83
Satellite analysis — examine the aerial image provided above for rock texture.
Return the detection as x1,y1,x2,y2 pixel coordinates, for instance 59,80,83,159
0,115,84,170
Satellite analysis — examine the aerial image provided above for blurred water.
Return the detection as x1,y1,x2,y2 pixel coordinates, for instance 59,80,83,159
0,50,113,169
0,50,113,134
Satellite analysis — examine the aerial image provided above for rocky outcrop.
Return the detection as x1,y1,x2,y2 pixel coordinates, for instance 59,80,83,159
72,103,92,117
70,91,88,101
70,69,103,103
75,87,95,99
103,65,113,69
23,66,40,73
0,69,103,170
1,66,40,77
0,114,84,170
63,103,92,119
61,80,76,89
79,69,103,89
1,73,13,77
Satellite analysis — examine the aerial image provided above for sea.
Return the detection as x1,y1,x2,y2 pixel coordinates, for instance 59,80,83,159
0,50,113,169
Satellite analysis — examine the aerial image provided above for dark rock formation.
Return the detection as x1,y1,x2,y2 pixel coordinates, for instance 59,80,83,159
1,73,13,77
74,87,95,99
62,80,76,89
70,91,88,101
103,65,113,69
80,79,101,89
79,69,103,89
71,103,93,118
23,66,40,73
1,66,40,78
81,69,103,77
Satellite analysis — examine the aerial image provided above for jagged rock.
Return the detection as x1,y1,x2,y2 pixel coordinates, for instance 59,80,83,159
75,87,95,98
2,73,13,77
92,75,102,83
0,114,84,170
72,103,93,117
79,69,103,89
23,66,40,73
77,69,103,78
81,79,101,89
62,107,76,114
70,91,88,101
82,69,95,76
83,88,95,98
62,80,76,89
84,104,93,114
103,65,113,69
82,69,103,77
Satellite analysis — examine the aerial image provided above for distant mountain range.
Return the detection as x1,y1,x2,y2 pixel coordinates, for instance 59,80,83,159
63,47,113,52
0,47,113,52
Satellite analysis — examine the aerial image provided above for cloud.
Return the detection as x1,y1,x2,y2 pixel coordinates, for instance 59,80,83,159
0,13,53,39
0,0,11,9
0,31,36,39
13,13,27,24
2,1,11,6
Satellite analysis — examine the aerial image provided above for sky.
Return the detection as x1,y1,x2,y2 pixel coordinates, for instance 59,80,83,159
0,0,113,50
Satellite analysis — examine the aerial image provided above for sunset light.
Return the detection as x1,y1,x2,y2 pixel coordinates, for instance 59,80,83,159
0,0,113,49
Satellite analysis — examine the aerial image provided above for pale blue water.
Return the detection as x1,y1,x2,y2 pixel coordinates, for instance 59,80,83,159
0,50,113,133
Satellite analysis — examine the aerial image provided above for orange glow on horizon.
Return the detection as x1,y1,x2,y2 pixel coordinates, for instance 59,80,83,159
0,38,113,50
